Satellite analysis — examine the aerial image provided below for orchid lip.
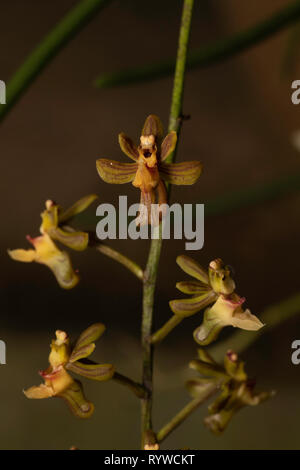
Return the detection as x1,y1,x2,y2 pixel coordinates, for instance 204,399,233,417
39,365,63,380
222,295,246,307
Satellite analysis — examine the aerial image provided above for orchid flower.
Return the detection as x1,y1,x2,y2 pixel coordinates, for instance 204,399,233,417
8,195,97,289
96,115,202,225
24,323,114,419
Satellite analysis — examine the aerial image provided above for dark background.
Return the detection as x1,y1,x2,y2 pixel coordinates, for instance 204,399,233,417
0,0,300,449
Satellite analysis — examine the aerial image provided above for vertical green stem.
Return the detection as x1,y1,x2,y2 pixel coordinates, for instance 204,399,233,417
140,0,194,449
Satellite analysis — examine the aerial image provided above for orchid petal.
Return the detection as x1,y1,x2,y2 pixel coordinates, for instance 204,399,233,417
96,159,137,184
159,161,202,185
59,194,98,223
69,343,95,363
8,249,36,262
118,133,139,161
169,290,217,317
176,281,210,295
160,131,177,161
74,323,106,350
176,255,209,284
141,115,163,140
49,227,89,251
66,361,115,382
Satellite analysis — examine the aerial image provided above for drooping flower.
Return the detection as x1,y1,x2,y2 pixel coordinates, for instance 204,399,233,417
193,293,264,345
169,256,263,345
24,323,114,419
8,195,97,289
187,349,274,435
96,115,202,225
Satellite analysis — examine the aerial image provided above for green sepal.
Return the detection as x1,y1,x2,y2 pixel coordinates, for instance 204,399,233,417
197,348,216,365
159,161,202,185
58,380,94,419
189,359,227,379
96,158,137,184
170,290,217,317
176,255,209,284
193,308,224,346
49,227,89,251
118,133,139,161
176,281,210,295
141,115,163,141
59,194,98,224
186,378,220,399
74,323,106,351
66,361,115,381
160,131,177,161
69,343,96,363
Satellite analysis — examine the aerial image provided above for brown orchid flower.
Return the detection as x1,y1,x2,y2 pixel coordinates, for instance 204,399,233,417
96,115,202,225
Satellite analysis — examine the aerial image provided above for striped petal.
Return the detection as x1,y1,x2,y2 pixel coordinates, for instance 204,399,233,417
96,159,137,184
118,133,139,161
176,255,209,284
160,131,177,161
49,227,89,251
69,343,95,363
169,290,217,317
159,161,202,185
74,323,106,350
59,380,94,419
66,361,115,382
176,281,210,295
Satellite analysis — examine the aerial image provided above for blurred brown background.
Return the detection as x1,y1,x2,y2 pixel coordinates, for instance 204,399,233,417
0,0,300,449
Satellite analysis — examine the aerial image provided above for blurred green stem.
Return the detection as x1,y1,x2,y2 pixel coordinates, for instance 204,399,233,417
206,172,300,217
95,0,300,88
210,292,300,360
140,0,194,449
0,0,111,123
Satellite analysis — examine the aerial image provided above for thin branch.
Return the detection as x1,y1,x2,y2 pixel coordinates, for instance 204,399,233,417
0,0,111,123
112,372,146,399
140,0,195,450
95,0,300,88
151,314,183,345
95,243,144,281
156,383,217,444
